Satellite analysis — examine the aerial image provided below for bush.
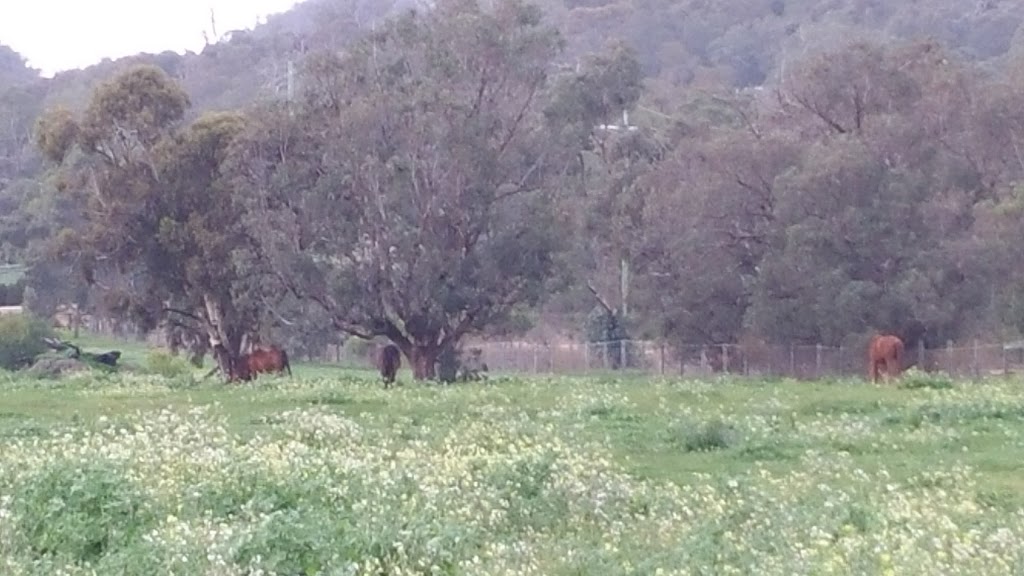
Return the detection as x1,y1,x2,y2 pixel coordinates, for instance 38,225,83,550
584,306,637,370
676,419,737,453
0,313,55,370
11,459,156,564
145,349,193,378
899,367,954,390
0,278,26,305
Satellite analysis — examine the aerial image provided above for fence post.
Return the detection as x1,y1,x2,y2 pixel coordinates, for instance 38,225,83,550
973,339,980,380
721,344,729,374
789,343,796,377
533,345,539,374
838,345,845,376
815,344,822,378
619,339,627,370
659,343,665,375
583,342,590,373
1003,341,1009,378
946,340,954,376
918,340,925,372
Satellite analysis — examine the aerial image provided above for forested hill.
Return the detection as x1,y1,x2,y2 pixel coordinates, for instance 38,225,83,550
5,0,1024,112
3,0,1024,362
2,0,1022,171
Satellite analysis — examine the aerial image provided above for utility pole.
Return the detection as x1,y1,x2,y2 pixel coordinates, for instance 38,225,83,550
595,108,638,318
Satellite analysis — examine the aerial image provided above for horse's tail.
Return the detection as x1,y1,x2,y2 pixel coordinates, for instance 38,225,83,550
281,349,292,376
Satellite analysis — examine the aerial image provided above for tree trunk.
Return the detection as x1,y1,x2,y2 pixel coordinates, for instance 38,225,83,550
203,293,246,381
72,302,81,338
404,344,439,380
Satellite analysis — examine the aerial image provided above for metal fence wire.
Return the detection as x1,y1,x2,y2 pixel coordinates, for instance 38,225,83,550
464,339,1023,380
115,323,1024,380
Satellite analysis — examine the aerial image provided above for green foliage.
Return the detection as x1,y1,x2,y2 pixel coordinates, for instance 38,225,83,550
674,419,737,453
144,349,193,378
0,313,54,370
584,305,635,369
0,278,25,305
33,106,80,164
11,458,156,564
79,64,190,153
232,0,569,378
898,367,955,390
10,0,1024,361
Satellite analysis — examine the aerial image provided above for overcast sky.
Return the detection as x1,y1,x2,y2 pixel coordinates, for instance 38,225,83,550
0,0,303,77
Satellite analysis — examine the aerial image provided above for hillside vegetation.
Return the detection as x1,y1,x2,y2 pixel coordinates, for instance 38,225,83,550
1,0,1024,369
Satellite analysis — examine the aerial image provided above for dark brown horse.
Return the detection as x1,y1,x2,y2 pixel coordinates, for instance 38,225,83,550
377,344,402,388
868,334,904,384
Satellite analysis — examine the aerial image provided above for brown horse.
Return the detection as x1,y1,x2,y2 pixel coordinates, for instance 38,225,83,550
377,344,402,389
231,345,292,382
868,334,904,384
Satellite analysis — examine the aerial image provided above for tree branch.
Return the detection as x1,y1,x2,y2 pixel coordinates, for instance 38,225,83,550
162,307,208,326
586,282,615,315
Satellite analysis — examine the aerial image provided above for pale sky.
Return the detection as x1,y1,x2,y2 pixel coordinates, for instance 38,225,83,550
0,0,304,77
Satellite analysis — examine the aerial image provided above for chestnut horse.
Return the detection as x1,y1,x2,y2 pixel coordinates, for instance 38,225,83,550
868,334,904,384
377,344,402,389
232,345,292,381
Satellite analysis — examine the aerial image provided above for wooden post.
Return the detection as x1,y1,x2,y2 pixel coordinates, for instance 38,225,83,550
721,344,730,374
789,343,796,378
917,340,925,372
815,344,822,378
603,341,610,370
972,339,980,380
659,343,665,375
584,342,590,373
947,340,954,377
1003,341,1009,378
533,345,539,374
619,339,627,369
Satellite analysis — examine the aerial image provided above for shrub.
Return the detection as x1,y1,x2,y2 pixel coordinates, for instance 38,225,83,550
0,278,26,305
145,349,193,378
11,459,156,564
0,313,55,370
899,367,954,390
678,419,737,452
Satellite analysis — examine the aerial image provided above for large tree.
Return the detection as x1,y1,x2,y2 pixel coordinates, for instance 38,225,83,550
231,0,569,379
34,65,264,375
745,40,998,347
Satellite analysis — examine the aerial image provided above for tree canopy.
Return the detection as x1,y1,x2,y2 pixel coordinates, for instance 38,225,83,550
4,0,1024,379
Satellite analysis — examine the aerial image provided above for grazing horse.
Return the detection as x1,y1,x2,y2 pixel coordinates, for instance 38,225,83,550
377,344,402,389
868,334,904,384
231,345,292,382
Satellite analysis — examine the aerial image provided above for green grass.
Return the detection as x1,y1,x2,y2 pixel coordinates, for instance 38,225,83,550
2,342,1024,573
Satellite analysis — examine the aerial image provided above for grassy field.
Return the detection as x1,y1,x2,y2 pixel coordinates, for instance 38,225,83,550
1,345,1024,574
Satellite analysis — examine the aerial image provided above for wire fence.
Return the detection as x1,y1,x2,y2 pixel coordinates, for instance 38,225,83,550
79,317,1024,381
459,339,1024,380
